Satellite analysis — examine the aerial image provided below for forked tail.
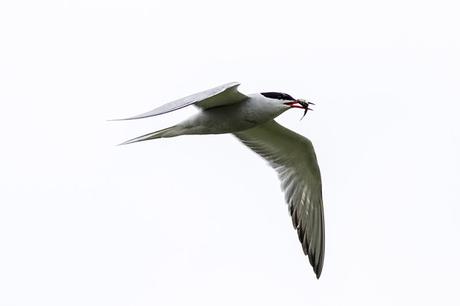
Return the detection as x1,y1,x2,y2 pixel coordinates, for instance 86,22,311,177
119,126,180,145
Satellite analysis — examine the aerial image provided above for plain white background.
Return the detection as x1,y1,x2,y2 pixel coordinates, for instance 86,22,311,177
1,0,459,305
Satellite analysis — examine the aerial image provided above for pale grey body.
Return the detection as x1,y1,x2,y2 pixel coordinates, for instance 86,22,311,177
117,83,325,279
166,94,287,137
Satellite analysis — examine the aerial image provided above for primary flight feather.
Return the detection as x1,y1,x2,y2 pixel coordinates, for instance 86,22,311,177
116,82,325,278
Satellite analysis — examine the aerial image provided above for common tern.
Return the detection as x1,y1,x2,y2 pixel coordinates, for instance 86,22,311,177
116,82,324,278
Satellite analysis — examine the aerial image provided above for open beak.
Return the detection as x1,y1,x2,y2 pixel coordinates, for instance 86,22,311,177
284,99,315,120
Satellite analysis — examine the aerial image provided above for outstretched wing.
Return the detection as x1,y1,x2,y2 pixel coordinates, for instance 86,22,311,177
115,82,248,120
234,120,325,278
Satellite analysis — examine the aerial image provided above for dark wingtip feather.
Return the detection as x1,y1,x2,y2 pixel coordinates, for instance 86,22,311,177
314,256,323,279
293,212,324,279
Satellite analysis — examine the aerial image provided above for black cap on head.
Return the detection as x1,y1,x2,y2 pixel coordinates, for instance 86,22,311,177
261,92,295,101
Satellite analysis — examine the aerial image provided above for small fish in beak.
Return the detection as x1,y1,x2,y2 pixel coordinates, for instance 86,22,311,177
297,99,315,120
285,99,315,120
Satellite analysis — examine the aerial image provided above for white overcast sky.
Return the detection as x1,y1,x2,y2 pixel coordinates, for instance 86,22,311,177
1,0,459,305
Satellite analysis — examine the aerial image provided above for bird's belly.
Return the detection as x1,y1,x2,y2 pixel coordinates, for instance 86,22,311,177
181,103,274,135
195,112,258,134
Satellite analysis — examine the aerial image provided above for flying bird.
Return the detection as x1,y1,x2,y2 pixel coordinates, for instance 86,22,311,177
116,82,325,278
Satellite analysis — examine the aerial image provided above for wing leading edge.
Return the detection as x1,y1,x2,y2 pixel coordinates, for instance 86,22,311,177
114,82,248,120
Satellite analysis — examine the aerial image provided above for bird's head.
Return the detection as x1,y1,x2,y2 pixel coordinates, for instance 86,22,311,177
261,92,314,120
